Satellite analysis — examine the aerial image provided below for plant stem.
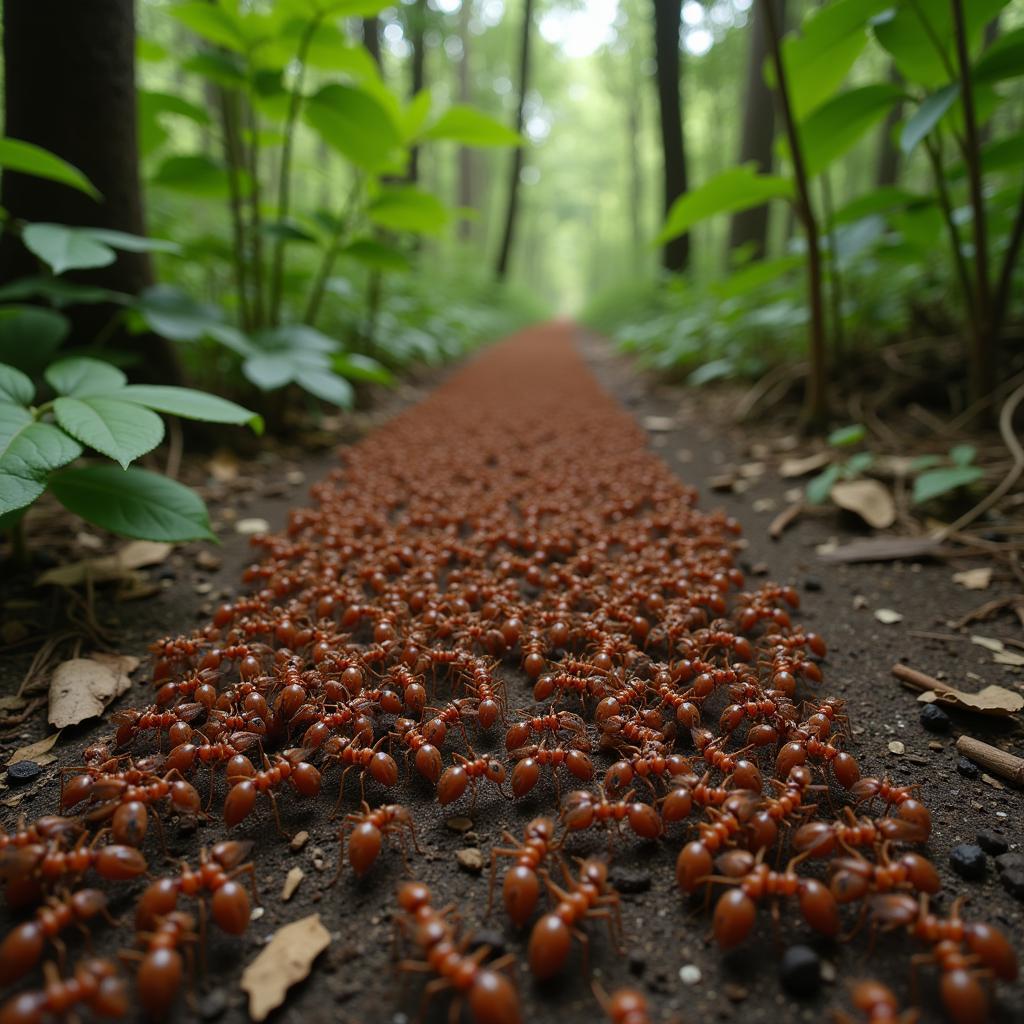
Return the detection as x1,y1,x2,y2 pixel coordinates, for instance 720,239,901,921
951,0,994,402
219,86,251,332
820,172,845,383
761,0,828,427
245,97,266,330
992,184,1024,340
303,178,362,327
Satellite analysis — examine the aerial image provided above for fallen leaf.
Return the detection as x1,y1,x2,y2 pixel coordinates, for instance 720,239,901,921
829,479,896,529
875,608,904,624
970,636,1024,665
0,695,26,712
818,536,943,563
953,568,993,591
48,655,136,728
241,914,330,1022
207,450,239,482
779,452,830,478
36,540,172,587
236,518,270,536
642,415,675,432
281,867,304,901
6,732,59,766
918,684,1023,717
994,651,1024,666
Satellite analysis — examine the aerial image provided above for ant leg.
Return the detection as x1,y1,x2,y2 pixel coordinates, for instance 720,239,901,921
486,846,522,917
419,975,452,1022
572,926,592,976
587,906,623,955
267,791,291,840
329,824,350,888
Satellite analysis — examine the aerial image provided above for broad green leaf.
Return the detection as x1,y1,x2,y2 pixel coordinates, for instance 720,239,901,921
87,229,180,255
422,106,522,147
138,90,212,156
49,465,215,541
974,25,1024,84
828,424,866,447
243,353,296,390
136,285,224,341
0,276,130,307
0,138,100,199
0,403,33,454
806,463,841,505
115,385,263,434
950,443,976,466
255,324,339,353
53,397,164,468
688,359,734,386
180,51,247,89
657,165,792,245
170,2,247,52
46,357,127,398
901,84,959,155
0,364,35,405
150,154,247,199
712,256,803,300
0,308,69,374
259,220,318,243
333,352,393,384
341,238,412,272
913,465,984,504
304,84,403,172
23,223,115,275
0,421,82,515
873,0,1008,87
843,452,875,477
402,90,434,142
137,37,169,63
295,368,354,407
798,85,903,177
368,186,450,236
910,454,943,471
830,186,923,226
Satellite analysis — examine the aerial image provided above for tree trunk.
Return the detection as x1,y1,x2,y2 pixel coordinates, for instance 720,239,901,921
627,64,645,264
728,0,784,260
456,0,475,242
874,65,903,186
407,0,427,183
0,0,179,381
652,0,689,273
495,0,534,280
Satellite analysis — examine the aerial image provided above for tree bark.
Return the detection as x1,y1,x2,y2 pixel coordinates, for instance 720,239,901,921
495,0,534,280
456,0,475,242
728,0,784,260
0,0,178,381
407,0,427,183
652,0,689,273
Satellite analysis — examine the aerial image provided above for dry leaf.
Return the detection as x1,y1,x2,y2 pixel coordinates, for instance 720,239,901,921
241,914,330,1022
236,518,270,536
48,655,136,728
0,695,26,712
779,452,830,478
818,536,943,563
738,461,766,479
207,450,239,482
36,540,172,587
642,415,675,432
994,651,1024,667
970,635,1024,665
281,867,304,901
7,732,59,766
830,479,896,529
874,608,903,624
919,683,1023,717
953,568,993,591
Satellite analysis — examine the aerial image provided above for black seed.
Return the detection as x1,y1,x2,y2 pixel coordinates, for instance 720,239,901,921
803,578,823,592
6,760,43,783
957,756,980,779
609,865,651,894
920,704,951,733
999,866,1024,901
949,844,987,881
780,945,820,997
976,829,1008,856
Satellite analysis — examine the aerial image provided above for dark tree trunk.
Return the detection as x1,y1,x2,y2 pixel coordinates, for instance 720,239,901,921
728,0,785,260
0,0,179,381
495,0,534,280
407,0,427,183
363,17,382,67
456,0,475,241
652,0,689,273
875,65,903,186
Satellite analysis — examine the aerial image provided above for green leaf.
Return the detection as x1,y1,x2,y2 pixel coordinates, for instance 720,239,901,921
259,220,318,243
910,454,943,471
0,421,82,515
87,229,180,255
913,465,984,504
49,465,215,541
0,276,131,307
974,25,1024,84
657,165,792,245
712,256,803,300
45,357,127,397
806,464,841,505
401,90,434,142
333,353,393,384
950,443,976,467
243,353,295,391
367,186,450,235
170,2,247,52
901,84,959,155
0,309,69,374
828,423,866,447
137,37,169,63
304,84,404,172
138,90,212,155
798,84,903,177
422,105,522,147
830,186,922,226
341,238,412,272
0,402,33,453
22,223,115,275
150,154,244,199
136,285,224,341
843,452,875,477
53,397,164,469
0,138,100,199
255,324,339,353
295,369,354,407
180,51,247,89
115,385,263,434
0,364,34,405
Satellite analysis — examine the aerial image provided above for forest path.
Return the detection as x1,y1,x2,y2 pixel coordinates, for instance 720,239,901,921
1,322,1021,1024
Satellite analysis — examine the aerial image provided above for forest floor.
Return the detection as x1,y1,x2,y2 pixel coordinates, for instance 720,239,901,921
0,324,1021,1024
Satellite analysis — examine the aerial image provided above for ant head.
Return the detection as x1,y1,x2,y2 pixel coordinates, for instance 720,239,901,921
485,759,506,783
397,880,430,913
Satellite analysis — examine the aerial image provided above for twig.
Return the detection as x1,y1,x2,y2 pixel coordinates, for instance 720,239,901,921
164,416,183,481
768,502,802,540
956,735,1024,786
891,663,958,696
952,594,1024,629
734,362,806,422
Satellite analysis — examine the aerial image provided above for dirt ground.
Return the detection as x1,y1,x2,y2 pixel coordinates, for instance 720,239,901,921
1,327,1021,1024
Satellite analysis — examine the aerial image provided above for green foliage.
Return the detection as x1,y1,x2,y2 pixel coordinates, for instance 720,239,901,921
912,445,984,504
22,223,180,275
0,138,100,198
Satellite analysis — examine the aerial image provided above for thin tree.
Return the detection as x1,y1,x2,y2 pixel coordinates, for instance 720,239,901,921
0,0,179,381
407,0,428,183
495,0,535,280
652,0,689,273
456,0,476,242
728,0,785,260
363,17,382,66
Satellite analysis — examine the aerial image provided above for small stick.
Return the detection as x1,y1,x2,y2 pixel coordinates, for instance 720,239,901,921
769,503,802,540
956,736,1024,786
891,663,959,696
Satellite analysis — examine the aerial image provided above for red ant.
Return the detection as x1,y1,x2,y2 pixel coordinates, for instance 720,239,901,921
336,801,421,878
322,734,399,805
833,980,918,1024
122,911,197,1019
436,753,508,809
829,844,941,904
561,787,662,841
487,816,559,928
509,744,594,798
504,709,585,751
0,956,128,1022
223,750,321,833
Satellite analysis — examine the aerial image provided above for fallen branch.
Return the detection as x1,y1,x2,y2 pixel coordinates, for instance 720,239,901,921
956,735,1024,787
768,502,802,540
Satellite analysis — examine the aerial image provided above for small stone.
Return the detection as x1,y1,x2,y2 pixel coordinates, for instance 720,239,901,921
608,865,651,894
957,757,981,779
281,866,304,901
981,773,1005,790
949,844,987,881
853,594,868,609
976,830,1008,856
6,760,43,784
291,830,310,852
999,866,1024,900
803,578,823,592
679,964,701,986
820,960,837,983
195,550,222,571
456,848,483,874
780,945,821,997
995,852,1024,875
887,740,905,755
250,906,264,921
723,983,748,1002
194,581,213,595
445,816,473,833
311,846,326,871
286,469,306,486
928,741,944,751
198,987,229,1020
628,953,646,977
919,704,951,733
235,517,270,536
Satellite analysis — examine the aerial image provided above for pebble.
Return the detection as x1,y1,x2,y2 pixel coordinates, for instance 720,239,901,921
194,581,213,595
803,578,823,592
780,945,821,997
311,846,326,871
957,756,981,780
195,550,222,571
445,816,473,833
291,830,310,852
609,865,652,894
6,760,42,784
887,740,905,755
456,848,483,874
976,830,1008,856
949,844,987,880
919,704,951,733
998,867,1024,900
235,517,270,535
281,867,304,901
198,988,229,1020
678,964,701,986
995,852,1024,874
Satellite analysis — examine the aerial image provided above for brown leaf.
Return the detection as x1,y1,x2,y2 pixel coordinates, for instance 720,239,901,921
779,452,830,478
48,655,136,729
953,568,993,591
818,536,943,563
281,867,304,901
7,732,60,766
241,914,330,1022
918,684,1023,717
830,479,896,529
971,635,1024,666
36,541,172,587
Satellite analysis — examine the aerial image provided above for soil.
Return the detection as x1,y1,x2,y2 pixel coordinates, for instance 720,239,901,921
0,327,1021,1024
